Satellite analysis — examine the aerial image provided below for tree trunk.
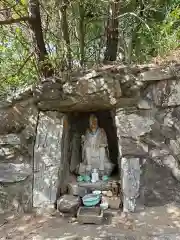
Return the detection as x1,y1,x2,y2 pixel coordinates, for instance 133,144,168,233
59,0,72,69
28,0,54,77
130,0,145,62
104,0,120,62
78,1,85,66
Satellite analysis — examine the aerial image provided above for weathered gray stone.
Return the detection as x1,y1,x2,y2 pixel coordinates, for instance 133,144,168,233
0,108,22,134
140,68,174,82
0,103,38,164
0,163,32,183
149,148,170,159
120,137,148,157
0,146,18,160
5,85,33,104
116,111,154,138
34,72,122,111
163,81,180,107
150,234,180,240
33,111,63,208
160,125,177,139
141,123,166,148
121,157,140,212
0,175,32,214
0,134,21,145
57,195,80,214
145,80,180,107
0,100,38,135
77,207,104,224
169,139,180,156
0,134,22,162
162,155,180,180
172,106,180,119
33,165,59,207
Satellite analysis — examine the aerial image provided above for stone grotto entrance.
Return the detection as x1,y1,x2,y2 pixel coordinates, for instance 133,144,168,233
33,109,120,209
55,110,120,205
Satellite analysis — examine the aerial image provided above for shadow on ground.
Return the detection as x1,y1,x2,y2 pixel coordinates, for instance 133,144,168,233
144,163,180,207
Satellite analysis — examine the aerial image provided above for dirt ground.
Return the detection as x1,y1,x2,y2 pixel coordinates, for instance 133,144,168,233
1,204,180,240
1,164,180,240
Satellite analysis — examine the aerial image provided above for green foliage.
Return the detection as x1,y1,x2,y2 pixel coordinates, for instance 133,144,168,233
0,25,36,94
157,5,180,54
0,0,179,93
117,0,180,63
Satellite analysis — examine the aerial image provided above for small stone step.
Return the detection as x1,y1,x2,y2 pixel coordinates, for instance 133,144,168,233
77,207,103,225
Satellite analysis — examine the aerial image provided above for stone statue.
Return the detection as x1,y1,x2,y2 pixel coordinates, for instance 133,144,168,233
78,114,114,176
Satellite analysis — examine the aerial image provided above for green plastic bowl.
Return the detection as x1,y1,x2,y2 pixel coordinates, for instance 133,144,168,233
102,175,109,181
77,175,84,182
83,175,90,182
82,194,101,207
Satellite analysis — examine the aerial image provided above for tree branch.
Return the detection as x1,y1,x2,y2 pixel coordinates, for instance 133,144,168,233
0,16,30,25
16,52,34,76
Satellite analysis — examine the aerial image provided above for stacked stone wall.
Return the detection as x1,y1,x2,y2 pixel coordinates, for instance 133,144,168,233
0,63,180,213
0,95,38,214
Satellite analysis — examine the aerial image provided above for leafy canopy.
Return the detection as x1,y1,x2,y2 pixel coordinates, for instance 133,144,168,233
0,0,179,93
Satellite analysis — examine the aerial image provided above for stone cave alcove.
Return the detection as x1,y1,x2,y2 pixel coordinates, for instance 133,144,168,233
56,109,120,201
68,110,119,176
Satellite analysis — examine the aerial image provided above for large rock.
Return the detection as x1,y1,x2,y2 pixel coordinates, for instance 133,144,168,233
120,137,148,156
145,80,180,107
0,101,38,163
0,96,37,134
169,138,180,156
33,111,63,208
140,68,174,82
0,134,21,145
34,72,122,111
116,110,154,138
0,163,32,214
121,157,140,212
0,163,31,183
0,176,32,214
0,108,23,134
0,134,22,162
163,155,180,181
57,195,80,214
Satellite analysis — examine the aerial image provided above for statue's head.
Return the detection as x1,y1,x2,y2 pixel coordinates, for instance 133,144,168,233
89,114,98,130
